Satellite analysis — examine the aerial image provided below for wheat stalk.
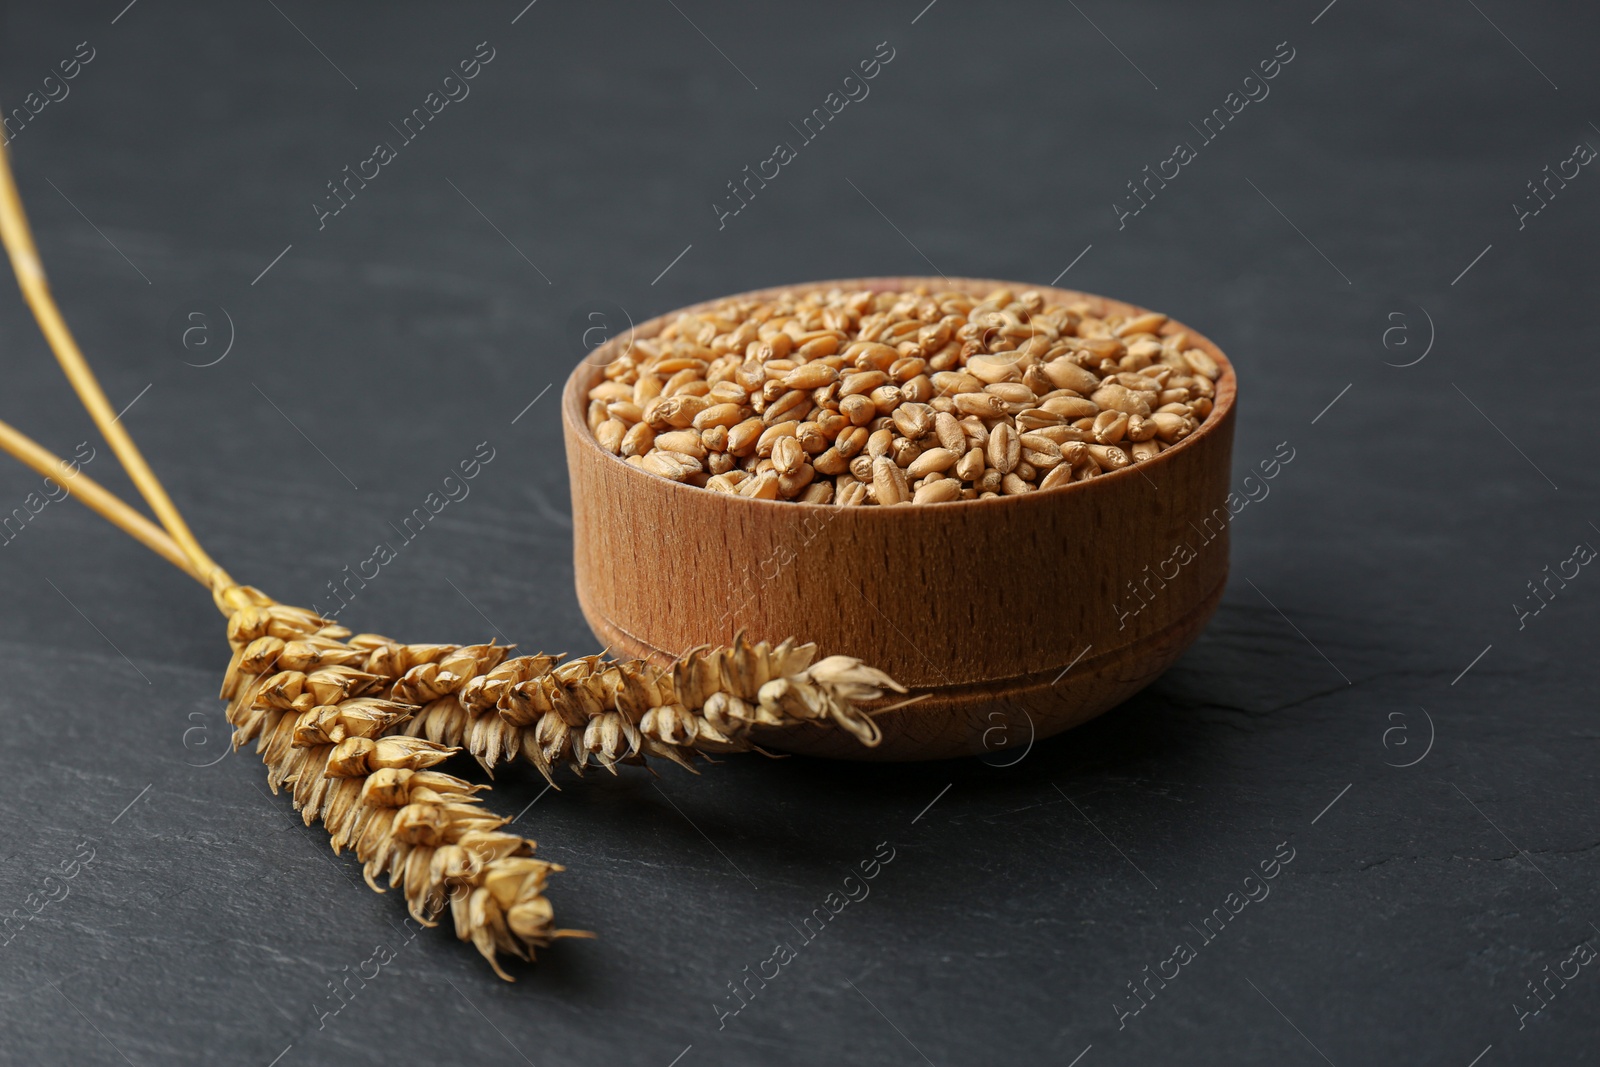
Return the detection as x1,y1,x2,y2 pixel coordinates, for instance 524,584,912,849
0,137,911,979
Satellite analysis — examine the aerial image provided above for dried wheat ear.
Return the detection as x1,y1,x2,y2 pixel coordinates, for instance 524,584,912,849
0,140,915,981
217,585,906,979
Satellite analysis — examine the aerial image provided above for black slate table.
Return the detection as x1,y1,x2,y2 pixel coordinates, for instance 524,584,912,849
1,2,1596,1064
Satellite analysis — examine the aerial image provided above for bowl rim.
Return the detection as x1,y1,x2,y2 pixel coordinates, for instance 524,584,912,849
563,275,1237,512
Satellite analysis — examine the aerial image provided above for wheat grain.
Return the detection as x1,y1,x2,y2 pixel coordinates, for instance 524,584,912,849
592,286,1217,503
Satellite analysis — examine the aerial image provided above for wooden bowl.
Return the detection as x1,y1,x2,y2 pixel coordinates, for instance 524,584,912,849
562,277,1236,761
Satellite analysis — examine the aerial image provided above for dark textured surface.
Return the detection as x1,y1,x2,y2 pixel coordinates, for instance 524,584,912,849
0,2,1596,1064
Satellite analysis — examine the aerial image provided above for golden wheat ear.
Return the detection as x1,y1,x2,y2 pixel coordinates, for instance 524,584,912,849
0,133,914,979
403,633,915,783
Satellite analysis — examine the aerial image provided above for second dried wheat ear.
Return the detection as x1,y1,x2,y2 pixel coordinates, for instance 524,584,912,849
411,633,912,784
265,621,912,783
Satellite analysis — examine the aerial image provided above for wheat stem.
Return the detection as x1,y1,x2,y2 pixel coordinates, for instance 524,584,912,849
0,138,232,590
0,416,206,582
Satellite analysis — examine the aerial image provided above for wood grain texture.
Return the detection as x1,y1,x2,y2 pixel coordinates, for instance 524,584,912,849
563,277,1236,761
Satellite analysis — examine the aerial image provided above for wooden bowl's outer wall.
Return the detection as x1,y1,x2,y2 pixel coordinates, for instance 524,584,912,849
563,277,1236,760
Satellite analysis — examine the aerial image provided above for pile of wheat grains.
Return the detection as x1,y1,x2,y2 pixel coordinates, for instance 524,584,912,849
585,285,1219,505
